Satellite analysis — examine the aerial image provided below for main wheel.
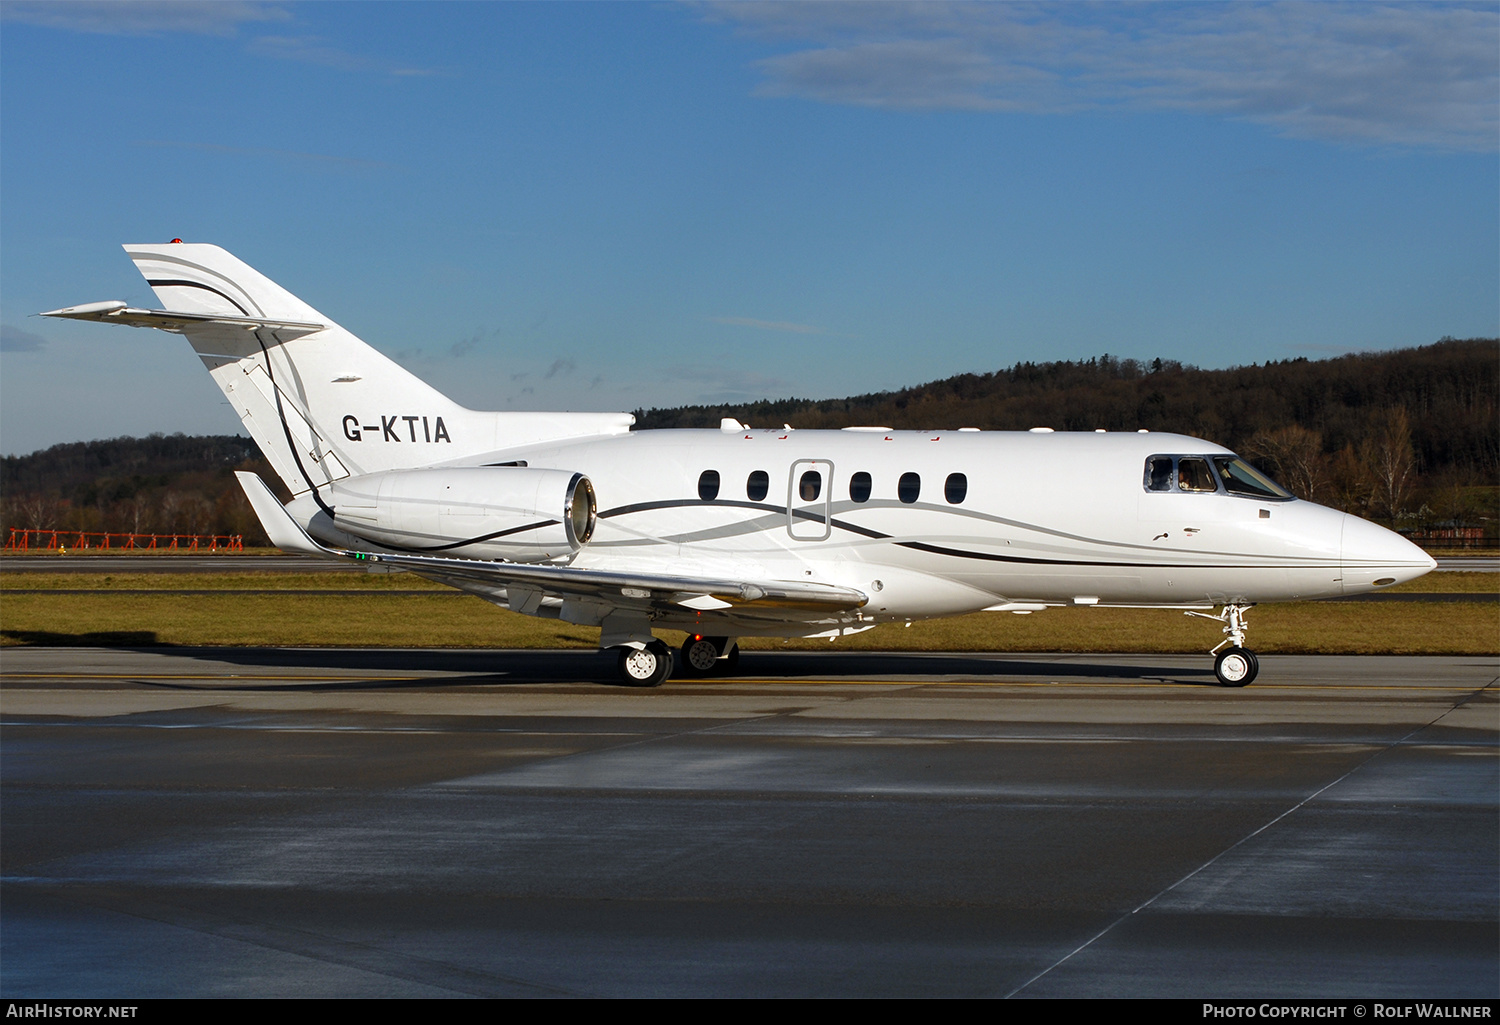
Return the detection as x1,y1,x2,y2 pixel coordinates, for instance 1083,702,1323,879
678,636,740,677
1214,647,1259,687
680,635,723,676
618,643,672,687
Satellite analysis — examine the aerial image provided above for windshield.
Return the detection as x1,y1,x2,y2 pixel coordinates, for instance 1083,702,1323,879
1213,457,1293,500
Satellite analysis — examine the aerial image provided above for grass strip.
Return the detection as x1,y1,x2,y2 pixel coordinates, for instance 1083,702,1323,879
1,591,1492,654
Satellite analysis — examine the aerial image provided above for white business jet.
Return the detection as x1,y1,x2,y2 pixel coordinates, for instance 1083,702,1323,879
43,243,1435,686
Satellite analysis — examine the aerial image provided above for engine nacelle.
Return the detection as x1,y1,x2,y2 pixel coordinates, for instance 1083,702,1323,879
328,466,596,561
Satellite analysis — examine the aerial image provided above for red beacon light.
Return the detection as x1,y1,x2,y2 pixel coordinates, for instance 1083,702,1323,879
168,238,183,244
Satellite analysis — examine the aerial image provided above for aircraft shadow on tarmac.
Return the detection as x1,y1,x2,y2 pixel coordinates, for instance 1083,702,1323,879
5,638,1222,689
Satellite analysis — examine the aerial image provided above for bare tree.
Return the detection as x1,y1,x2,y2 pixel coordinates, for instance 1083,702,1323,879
1328,443,1374,515
1366,407,1418,521
123,493,154,535
1244,425,1329,501
157,491,186,535
13,491,60,530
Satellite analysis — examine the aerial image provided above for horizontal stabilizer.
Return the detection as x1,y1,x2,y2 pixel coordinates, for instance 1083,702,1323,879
42,302,325,338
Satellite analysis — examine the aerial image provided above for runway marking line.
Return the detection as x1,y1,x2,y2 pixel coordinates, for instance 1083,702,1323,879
1002,673,1498,998
713,679,1469,691
0,673,428,682
0,673,1474,693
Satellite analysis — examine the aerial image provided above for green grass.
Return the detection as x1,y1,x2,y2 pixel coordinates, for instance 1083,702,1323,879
1,583,1493,654
1385,571,1497,593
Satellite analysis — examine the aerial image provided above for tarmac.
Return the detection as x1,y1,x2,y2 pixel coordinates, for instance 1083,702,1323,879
1,646,1495,997
3,554,1497,572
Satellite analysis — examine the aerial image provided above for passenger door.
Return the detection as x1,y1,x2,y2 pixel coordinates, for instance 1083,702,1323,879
787,459,833,541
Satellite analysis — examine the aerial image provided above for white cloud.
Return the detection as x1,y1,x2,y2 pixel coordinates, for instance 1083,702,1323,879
708,315,847,336
3,2,436,77
710,1,1499,151
245,34,438,76
1,1,289,37
1,325,48,352
662,361,793,402
449,331,482,358
135,140,391,170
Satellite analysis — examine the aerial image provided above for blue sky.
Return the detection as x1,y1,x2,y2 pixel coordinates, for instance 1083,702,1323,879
2,1,1496,455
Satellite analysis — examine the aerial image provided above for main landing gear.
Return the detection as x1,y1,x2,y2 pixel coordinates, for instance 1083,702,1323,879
1187,604,1259,687
677,635,740,678
614,636,741,686
618,641,674,687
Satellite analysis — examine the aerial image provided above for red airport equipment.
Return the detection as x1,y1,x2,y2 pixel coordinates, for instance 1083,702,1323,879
4,529,244,552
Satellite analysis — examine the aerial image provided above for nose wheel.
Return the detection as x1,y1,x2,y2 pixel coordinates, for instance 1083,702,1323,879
1213,647,1258,687
1188,604,1260,687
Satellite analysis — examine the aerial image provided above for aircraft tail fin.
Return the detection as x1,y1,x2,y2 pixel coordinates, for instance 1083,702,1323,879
46,243,633,500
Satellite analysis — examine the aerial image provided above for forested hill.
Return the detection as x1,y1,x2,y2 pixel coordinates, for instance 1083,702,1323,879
634,338,1498,479
1,338,1495,539
1,434,278,543
1,434,262,499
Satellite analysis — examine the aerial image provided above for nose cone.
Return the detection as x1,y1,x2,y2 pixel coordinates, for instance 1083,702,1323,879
1341,514,1437,594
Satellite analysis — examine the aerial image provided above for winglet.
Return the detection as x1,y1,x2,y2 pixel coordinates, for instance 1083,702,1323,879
235,471,326,556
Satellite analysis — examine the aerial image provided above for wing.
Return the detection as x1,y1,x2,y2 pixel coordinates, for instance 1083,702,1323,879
236,471,867,617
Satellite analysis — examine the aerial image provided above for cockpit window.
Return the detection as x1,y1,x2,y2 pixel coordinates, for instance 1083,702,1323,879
1213,457,1293,500
1177,458,1217,493
1144,454,1295,500
1146,457,1174,492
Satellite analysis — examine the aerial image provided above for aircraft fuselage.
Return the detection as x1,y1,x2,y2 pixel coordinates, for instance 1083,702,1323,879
296,425,1432,637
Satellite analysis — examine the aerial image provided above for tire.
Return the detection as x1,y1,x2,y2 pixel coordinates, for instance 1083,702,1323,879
1214,647,1259,687
618,644,672,687
680,636,722,676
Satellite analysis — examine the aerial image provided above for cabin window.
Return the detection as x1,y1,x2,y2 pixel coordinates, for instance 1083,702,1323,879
898,472,921,504
1177,458,1217,493
747,469,769,502
697,469,720,501
799,470,822,501
1214,457,1292,500
944,472,967,504
1146,457,1174,492
850,472,872,503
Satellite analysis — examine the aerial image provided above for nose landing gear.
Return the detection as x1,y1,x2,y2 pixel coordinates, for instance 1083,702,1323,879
1188,604,1259,687
1213,646,1259,687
